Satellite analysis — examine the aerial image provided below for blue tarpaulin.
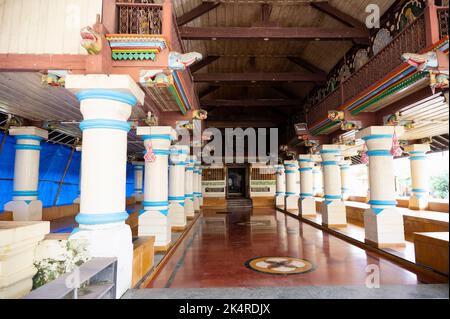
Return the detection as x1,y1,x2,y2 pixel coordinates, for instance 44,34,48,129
0,132,135,210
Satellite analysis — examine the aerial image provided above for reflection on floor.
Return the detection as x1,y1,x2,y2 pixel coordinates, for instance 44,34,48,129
147,208,439,289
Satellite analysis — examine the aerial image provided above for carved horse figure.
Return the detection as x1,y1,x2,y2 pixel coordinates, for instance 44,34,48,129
402,51,449,93
168,52,203,70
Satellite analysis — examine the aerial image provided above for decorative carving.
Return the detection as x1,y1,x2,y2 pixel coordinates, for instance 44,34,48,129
372,28,393,55
168,52,203,70
193,109,208,120
396,0,423,32
402,51,449,93
80,26,102,55
106,34,167,61
327,110,344,122
354,49,370,72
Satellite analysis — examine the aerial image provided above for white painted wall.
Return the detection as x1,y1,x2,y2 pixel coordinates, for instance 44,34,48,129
0,0,102,54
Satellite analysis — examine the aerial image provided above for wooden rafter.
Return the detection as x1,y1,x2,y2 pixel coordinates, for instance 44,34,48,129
310,1,367,29
180,26,369,41
189,55,220,73
201,99,302,107
198,85,220,99
287,56,326,76
270,86,302,99
194,72,326,83
177,1,221,26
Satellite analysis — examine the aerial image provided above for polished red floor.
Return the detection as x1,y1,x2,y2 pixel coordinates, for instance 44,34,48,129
147,208,433,288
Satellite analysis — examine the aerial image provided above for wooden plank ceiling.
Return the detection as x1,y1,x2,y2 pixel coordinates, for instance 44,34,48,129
167,0,396,127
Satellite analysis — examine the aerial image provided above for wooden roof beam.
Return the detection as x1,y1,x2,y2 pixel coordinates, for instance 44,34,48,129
310,1,367,29
198,85,220,99
177,1,221,26
180,26,369,41
194,72,326,83
201,99,303,107
189,55,220,73
287,56,326,76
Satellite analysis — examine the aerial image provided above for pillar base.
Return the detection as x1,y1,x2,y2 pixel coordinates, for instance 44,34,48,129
172,226,186,232
154,243,171,253
133,193,144,203
168,202,187,229
4,200,43,221
194,198,200,212
364,208,405,247
409,196,429,211
0,221,49,299
299,197,316,217
185,198,195,218
138,210,171,248
321,200,347,227
70,223,133,299
285,195,299,211
275,195,285,208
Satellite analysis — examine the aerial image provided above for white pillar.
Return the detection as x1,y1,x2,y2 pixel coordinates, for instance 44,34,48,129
298,155,320,216
312,163,324,197
169,145,189,230
73,145,82,204
275,165,286,208
193,160,201,212
356,126,405,247
65,74,145,298
137,126,176,252
284,160,299,213
184,155,195,219
132,161,144,202
365,164,371,203
404,144,431,210
340,160,352,201
5,127,48,221
198,166,204,207
319,145,347,227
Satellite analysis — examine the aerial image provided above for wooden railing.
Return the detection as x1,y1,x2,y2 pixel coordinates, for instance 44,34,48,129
307,12,428,127
116,2,163,35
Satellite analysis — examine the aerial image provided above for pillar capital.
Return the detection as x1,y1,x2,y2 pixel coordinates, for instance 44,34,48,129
169,145,189,164
65,74,145,105
298,155,320,168
8,126,48,140
319,145,343,162
137,126,176,151
356,126,404,152
404,144,431,154
339,160,352,168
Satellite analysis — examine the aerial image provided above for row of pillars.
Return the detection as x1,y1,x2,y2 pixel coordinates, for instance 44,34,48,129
131,130,203,251
275,126,432,248
2,75,204,298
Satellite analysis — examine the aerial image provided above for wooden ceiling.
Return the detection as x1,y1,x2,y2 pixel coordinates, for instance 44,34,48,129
166,0,397,126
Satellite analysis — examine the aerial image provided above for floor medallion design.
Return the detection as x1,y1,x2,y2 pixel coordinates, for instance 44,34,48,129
245,257,314,275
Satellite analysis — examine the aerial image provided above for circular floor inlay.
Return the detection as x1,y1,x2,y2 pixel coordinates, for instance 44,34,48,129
245,257,314,275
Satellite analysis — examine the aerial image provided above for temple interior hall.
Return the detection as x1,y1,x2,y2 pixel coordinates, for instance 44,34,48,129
0,0,449,300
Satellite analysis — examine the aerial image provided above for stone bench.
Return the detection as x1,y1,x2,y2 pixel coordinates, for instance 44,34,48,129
414,232,449,275
132,236,155,288
313,198,449,239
